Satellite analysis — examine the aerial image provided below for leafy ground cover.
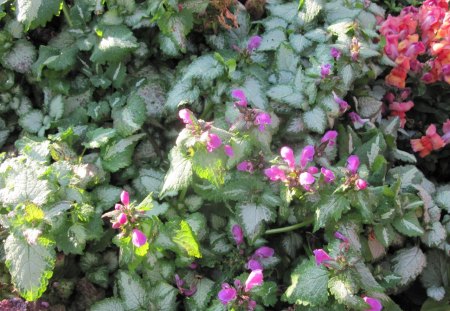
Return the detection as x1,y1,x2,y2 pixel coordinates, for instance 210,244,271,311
0,0,449,310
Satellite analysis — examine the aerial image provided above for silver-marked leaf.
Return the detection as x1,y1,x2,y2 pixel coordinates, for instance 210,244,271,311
16,0,62,30
101,134,145,172
304,107,327,134
391,246,426,287
117,271,147,310
236,203,276,242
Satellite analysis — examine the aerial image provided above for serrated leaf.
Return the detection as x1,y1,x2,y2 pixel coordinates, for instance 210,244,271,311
267,85,303,108
434,185,450,212
276,43,298,73
148,282,178,311
19,110,43,134
16,0,62,30
353,262,383,292
117,271,147,310
90,25,138,64
314,194,350,231
341,65,354,88
101,133,145,172
374,224,396,247
391,148,417,164
391,246,426,287
1,39,36,73
113,94,146,136
328,274,367,309
392,211,424,237
160,146,193,197
192,149,225,187
290,34,312,54
91,298,125,311
236,202,276,242
5,234,55,301
421,250,449,300
172,220,202,258
165,79,200,111
185,277,215,310
49,95,64,120
158,10,193,52
305,29,329,43
304,107,327,134
183,54,225,81
84,128,117,149
421,222,447,247
283,260,329,306
259,28,286,51
241,76,268,110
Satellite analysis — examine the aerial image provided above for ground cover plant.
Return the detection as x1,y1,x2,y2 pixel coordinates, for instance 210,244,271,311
0,0,449,310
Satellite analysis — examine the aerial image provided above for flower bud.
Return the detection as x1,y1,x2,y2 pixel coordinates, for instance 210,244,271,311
218,284,237,305
120,191,130,206
313,249,332,266
117,213,127,225
280,146,295,168
254,246,274,258
244,269,263,292
355,178,368,190
131,229,147,247
232,225,244,246
346,155,360,174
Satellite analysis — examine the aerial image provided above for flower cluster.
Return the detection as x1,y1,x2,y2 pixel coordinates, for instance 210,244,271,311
217,270,263,309
345,155,368,190
384,91,414,128
246,246,275,271
109,191,147,248
380,0,450,88
410,121,450,157
174,274,197,297
231,89,272,132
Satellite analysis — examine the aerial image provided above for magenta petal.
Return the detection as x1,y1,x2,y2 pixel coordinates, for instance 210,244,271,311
355,178,368,190
313,249,331,266
237,161,254,173
254,246,274,258
299,172,315,186
280,146,295,168
131,229,147,247
231,89,248,107
247,259,263,271
307,166,319,174
207,133,222,152
224,145,234,157
117,213,127,225
232,224,244,246
120,191,129,206
363,296,383,311
255,112,272,132
321,130,338,146
300,145,315,168
334,231,349,242
247,35,262,52
346,155,360,174
331,47,341,59
179,108,193,124
218,287,237,305
320,167,335,183
244,269,263,292
264,166,286,181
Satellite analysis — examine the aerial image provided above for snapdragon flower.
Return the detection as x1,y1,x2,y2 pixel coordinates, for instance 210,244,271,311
179,108,193,125
355,178,368,190
333,91,350,113
321,168,335,183
237,161,254,173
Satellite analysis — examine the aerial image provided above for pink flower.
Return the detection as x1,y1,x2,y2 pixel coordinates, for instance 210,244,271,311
205,133,222,152
313,249,332,266
321,130,338,146
254,246,274,258
334,231,349,242
115,203,123,210
247,35,262,52
232,225,244,246
333,91,350,113
307,166,319,174
117,213,127,225
299,172,315,189
321,168,335,183
179,108,193,125
131,229,147,247
442,119,450,143
346,155,360,174
237,161,254,173
264,166,286,181
355,179,368,190
218,284,237,305
320,64,332,78
247,259,263,270
244,269,263,292
331,47,341,59
231,89,248,107
224,145,234,157
363,296,383,311
280,146,295,168
300,145,315,168
349,112,369,129
255,112,272,131
121,191,129,206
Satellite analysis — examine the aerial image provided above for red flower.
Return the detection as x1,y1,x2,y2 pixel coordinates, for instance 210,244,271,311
410,124,445,157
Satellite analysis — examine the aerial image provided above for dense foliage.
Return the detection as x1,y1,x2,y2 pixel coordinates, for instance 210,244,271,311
0,0,449,310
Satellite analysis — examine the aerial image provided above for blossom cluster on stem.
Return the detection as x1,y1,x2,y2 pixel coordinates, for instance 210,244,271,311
217,270,264,309
230,89,272,132
410,122,449,157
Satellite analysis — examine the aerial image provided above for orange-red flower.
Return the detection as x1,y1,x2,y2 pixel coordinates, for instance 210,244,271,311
411,124,445,157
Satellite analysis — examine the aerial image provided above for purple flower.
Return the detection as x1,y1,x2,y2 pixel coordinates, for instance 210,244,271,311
280,146,295,168
179,108,193,125
264,166,286,181
247,35,262,52
121,191,129,206
231,89,248,107
117,213,127,225
224,145,234,157
247,259,263,270
115,203,123,210
321,130,338,146
321,167,335,183
331,47,341,59
218,284,237,305
355,178,368,190
244,269,263,292
255,112,272,131
346,155,360,174
333,91,350,113
320,64,332,79
300,145,315,168
349,112,369,129
232,225,244,246
313,249,332,266
254,246,274,258
299,172,315,190
307,166,319,174
237,161,254,173
205,133,222,152
363,296,383,311
131,229,147,247
334,231,349,242
248,300,257,311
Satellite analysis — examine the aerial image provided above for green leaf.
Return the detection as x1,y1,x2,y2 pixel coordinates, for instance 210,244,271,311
252,281,278,307
283,259,329,306
32,45,77,79
183,54,225,81
289,34,312,54
84,128,117,149
374,224,396,247
236,202,276,242
421,222,446,248
341,64,354,88
101,133,145,172
258,28,286,51
185,277,215,310
158,10,193,52
165,79,200,111
314,194,350,231
172,220,202,258
19,110,43,134
160,146,193,197
192,148,225,187
276,43,298,73
392,211,424,237
53,220,87,255
267,85,304,108
391,246,426,287
117,271,147,310
420,250,449,300
90,25,138,64
328,274,367,309
4,234,56,301
113,94,146,136
241,76,268,110
1,39,36,74
91,298,125,311
353,261,383,292
148,282,178,311
304,107,327,134
16,0,62,30
434,185,450,212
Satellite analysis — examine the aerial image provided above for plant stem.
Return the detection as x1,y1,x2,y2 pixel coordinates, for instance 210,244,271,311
179,187,188,202
62,1,73,28
265,216,314,235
